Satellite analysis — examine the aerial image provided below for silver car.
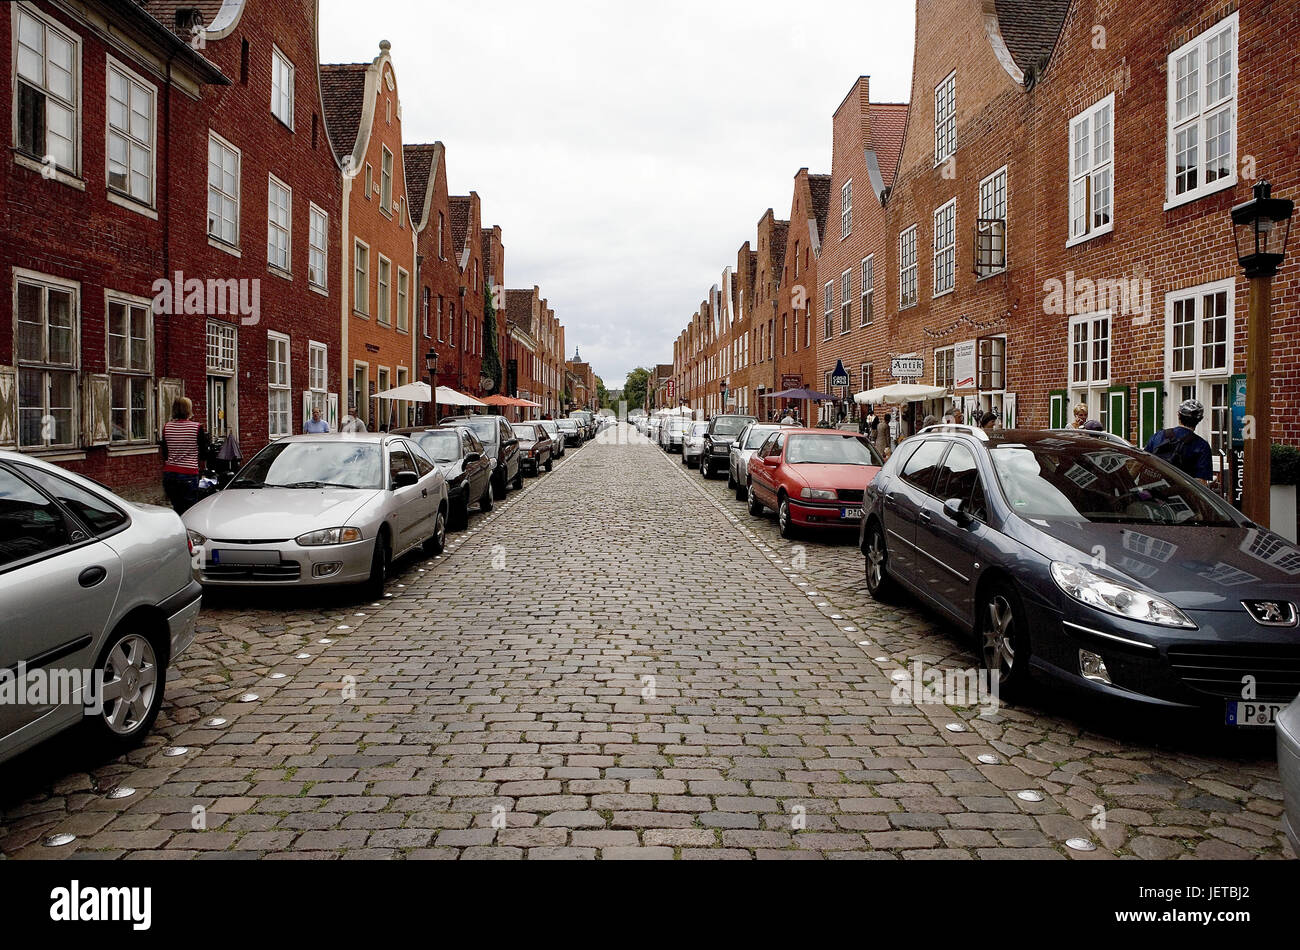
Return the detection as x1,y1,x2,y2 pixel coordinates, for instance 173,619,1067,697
184,434,449,600
682,421,709,467
728,423,786,499
0,450,202,763
535,419,565,458
1279,695,1300,855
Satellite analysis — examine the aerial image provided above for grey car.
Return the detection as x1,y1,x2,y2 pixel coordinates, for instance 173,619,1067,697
0,450,202,763
535,419,566,458
682,421,709,468
728,423,786,498
184,434,449,600
1279,696,1300,855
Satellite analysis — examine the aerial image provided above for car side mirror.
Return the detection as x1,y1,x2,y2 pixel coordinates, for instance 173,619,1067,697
393,470,420,489
464,452,481,464
943,498,972,525
763,455,781,466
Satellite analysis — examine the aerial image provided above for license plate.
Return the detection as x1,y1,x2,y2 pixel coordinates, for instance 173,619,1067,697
1226,702,1283,727
210,549,280,566
841,508,865,521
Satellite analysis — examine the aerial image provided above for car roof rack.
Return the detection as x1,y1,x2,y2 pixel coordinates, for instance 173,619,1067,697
917,424,988,441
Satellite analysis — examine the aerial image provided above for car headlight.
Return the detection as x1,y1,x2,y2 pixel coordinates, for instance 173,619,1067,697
1050,561,1195,628
800,487,837,501
296,526,364,547
187,529,207,548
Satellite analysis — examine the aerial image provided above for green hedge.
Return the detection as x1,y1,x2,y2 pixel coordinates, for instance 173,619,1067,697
1273,444,1300,486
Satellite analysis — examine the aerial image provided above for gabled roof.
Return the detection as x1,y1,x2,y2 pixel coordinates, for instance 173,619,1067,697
770,220,790,276
108,2,229,84
319,63,368,158
994,0,1071,78
808,174,833,241
869,103,908,189
402,143,439,227
449,196,472,261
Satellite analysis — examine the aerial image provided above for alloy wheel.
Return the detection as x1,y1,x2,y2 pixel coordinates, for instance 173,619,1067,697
100,635,159,736
983,594,1016,674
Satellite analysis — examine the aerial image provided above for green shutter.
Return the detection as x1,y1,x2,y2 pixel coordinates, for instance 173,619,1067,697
1137,382,1164,449
1107,386,1130,443
1049,390,1068,429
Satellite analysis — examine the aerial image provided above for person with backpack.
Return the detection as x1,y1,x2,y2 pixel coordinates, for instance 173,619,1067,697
1145,399,1214,483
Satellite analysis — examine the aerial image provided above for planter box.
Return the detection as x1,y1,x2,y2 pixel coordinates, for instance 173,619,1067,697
1272,484,1298,543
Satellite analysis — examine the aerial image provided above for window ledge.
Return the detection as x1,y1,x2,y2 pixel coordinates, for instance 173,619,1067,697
309,283,329,298
975,267,1008,282
106,189,158,219
107,444,159,457
933,288,955,299
352,310,370,320
268,264,293,282
1164,175,1238,212
1066,226,1113,249
13,151,84,190
19,448,86,462
209,236,241,258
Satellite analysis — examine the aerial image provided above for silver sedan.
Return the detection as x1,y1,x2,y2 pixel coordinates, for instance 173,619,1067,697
728,424,787,498
0,450,202,763
1279,695,1300,856
184,433,448,600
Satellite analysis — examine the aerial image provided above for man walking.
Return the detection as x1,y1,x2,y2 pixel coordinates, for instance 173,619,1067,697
304,407,330,433
1145,399,1214,484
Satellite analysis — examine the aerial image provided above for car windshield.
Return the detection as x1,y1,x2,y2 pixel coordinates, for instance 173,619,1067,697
691,423,709,436
557,420,576,430
455,417,497,443
744,427,780,449
712,417,753,437
512,425,537,441
989,442,1236,526
411,431,460,463
231,441,383,490
786,434,883,466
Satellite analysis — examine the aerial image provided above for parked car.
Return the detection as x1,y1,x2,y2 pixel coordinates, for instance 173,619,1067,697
534,419,566,458
661,415,691,453
395,425,493,529
555,418,584,447
0,451,203,763
1280,695,1300,855
746,428,883,539
729,423,787,498
512,423,555,475
700,414,759,479
860,426,1300,711
184,434,448,600
441,415,522,496
682,421,709,468
569,411,595,440
647,414,663,443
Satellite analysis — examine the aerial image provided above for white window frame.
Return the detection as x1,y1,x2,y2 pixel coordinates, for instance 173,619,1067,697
1164,278,1235,425
13,3,81,178
840,269,852,334
207,131,240,247
1166,12,1238,209
353,239,369,315
934,70,956,165
1068,94,1114,246
267,174,291,273
1068,311,1113,428
270,44,294,129
377,254,391,325
105,291,153,445
13,268,80,449
105,56,155,206
308,340,328,417
977,165,1007,274
397,267,409,333
822,281,834,340
380,146,394,214
933,200,956,297
934,346,955,389
267,330,292,439
860,256,874,326
899,225,918,309
841,179,852,239
308,203,328,289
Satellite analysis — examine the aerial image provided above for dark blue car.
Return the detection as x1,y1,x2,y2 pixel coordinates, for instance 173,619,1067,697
861,426,1300,722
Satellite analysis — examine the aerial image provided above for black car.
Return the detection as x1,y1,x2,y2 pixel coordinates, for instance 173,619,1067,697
440,415,522,497
395,425,494,528
554,418,584,447
700,414,758,479
861,426,1300,717
512,423,554,475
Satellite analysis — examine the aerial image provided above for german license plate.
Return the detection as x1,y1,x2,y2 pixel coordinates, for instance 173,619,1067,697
210,549,279,566
1226,702,1283,727
841,507,865,521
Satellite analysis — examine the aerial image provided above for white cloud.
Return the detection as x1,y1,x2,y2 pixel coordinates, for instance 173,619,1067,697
320,0,915,388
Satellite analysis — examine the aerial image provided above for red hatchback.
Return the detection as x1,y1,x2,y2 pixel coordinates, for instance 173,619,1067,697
745,428,884,538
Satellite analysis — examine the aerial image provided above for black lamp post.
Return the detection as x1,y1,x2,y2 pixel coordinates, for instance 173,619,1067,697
425,347,439,426
1231,180,1294,527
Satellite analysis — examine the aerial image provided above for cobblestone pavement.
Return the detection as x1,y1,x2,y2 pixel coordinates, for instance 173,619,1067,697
1,425,1293,860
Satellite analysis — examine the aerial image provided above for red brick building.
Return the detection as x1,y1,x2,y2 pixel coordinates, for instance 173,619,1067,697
505,286,542,416
447,193,485,397
774,169,831,424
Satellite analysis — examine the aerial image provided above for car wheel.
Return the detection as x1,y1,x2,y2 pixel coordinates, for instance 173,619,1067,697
727,467,736,490
494,469,509,498
778,496,798,539
864,522,898,602
545,456,553,472
513,468,524,490
89,628,166,751
423,506,447,555
978,580,1031,699
734,479,747,502
701,457,712,479
747,482,764,516
449,489,470,530
363,531,390,600
480,481,495,512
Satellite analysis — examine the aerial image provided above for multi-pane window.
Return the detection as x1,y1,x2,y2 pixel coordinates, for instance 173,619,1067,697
308,204,327,288
380,147,394,213
397,268,409,332
860,256,874,326
377,256,391,325
14,6,78,172
977,336,1006,392
107,61,154,203
976,167,1007,274
308,341,328,416
840,270,852,333
207,133,240,245
934,71,956,164
267,176,291,271
353,241,369,314
267,332,291,438
1169,281,1232,385
823,282,834,340
1168,14,1237,204
207,320,237,373
1069,96,1114,242
933,201,956,296
1069,313,1112,428
15,275,77,447
861,364,873,393
271,46,294,127
934,347,955,389
841,180,852,238
107,297,151,443
899,226,918,308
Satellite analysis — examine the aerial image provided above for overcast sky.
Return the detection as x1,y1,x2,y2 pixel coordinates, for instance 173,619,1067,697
319,0,916,390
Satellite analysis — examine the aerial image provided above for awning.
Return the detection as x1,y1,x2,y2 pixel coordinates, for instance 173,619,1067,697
854,383,949,405
435,386,487,408
374,381,432,402
481,394,543,409
763,387,836,401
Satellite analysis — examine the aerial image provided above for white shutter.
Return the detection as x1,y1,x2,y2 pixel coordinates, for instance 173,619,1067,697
157,378,185,439
0,366,16,447
82,373,112,447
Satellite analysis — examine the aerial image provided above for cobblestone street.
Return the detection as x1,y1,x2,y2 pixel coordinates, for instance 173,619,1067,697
1,426,1293,860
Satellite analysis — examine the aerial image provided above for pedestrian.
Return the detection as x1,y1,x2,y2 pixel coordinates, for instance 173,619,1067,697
160,396,209,515
1145,399,1213,484
922,414,938,430
1071,403,1089,429
952,409,965,426
780,408,795,425
875,413,890,457
980,412,998,432
304,407,330,433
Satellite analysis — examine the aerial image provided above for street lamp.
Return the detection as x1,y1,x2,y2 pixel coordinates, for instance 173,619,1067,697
425,347,439,426
1231,180,1294,527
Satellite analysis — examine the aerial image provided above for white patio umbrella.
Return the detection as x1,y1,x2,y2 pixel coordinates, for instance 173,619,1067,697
373,381,432,402
854,383,949,405
434,386,487,407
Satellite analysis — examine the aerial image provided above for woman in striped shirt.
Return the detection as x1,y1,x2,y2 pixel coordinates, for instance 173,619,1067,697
160,397,210,515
